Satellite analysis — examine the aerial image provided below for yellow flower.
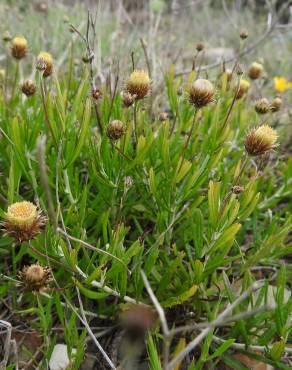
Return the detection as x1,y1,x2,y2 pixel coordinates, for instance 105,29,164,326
6,201,38,228
274,77,292,93
244,125,278,156
36,51,53,77
11,36,28,59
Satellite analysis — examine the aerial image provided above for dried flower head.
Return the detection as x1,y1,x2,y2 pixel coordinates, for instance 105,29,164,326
2,30,12,43
18,264,52,292
2,201,46,242
120,304,158,332
188,78,215,108
232,185,244,194
255,98,270,114
36,52,53,77
270,97,282,112
107,120,126,141
248,62,264,80
122,91,136,107
21,80,37,97
125,69,151,100
92,88,102,100
196,42,204,52
235,79,250,99
11,36,28,59
239,29,248,39
244,125,278,156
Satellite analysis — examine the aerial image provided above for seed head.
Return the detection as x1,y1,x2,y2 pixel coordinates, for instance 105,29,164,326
248,62,264,80
107,120,126,141
21,80,37,97
244,125,278,156
11,36,28,59
36,52,53,77
188,78,215,108
270,97,282,112
125,69,151,100
235,79,250,99
18,264,52,292
255,98,270,114
232,185,244,194
2,201,46,242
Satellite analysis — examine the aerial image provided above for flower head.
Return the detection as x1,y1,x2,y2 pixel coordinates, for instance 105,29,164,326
18,264,52,292
2,201,46,242
36,52,53,77
244,125,278,156
188,78,215,108
107,120,126,141
122,91,136,107
254,98,270,114
248,62,264,80
11,36,28,59
125,69,150,99
270,97,282,112
21,80,36,97
235,79,250,99
273,77,292,93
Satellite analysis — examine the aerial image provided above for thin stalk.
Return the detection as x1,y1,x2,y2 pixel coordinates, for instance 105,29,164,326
10,61,19,102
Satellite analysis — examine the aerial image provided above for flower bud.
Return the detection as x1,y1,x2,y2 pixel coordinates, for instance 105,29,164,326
159,112,168,122
92,88,102,100
248,62,264,80
19,264,52,292
122,91,136,107
232,185,244,194
188,78,215,108
2,201,46,242
235,79,250,99
125,69,150,100
239,29,248,39
254,98,270,114
36,51,53,77
107,120,126,140
11,36,28,59
21,80,37,97
2,30,12,43
196,42,204,52
270,97,282,112
244,125,278,156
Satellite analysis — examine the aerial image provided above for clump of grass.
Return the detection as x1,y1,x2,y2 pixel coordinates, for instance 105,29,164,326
0,5,292,370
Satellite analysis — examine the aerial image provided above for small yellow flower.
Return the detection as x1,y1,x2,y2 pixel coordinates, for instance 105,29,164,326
2,201,46,242
36,51,53,77
11,36,28,59
273,77,292,93
6,201,37,228
245,125,278,156
125,70,151,99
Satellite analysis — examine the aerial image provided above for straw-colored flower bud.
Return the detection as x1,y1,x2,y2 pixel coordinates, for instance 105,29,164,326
2,30,12,43
11,36,28,59
235,79,250,99
248,62,264,80
125,69,150,100
255,98,270,114
18,264,52,292
244,125,278,156
36,51,53,77
188,78,214,108
107,120,126,140
239,29,248,39
270,97,282,112
21,80,37,97
122,91,136,107
2,201,46,242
